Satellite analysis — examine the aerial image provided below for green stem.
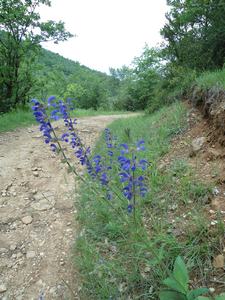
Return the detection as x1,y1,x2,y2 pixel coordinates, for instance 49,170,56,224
50,120,127,220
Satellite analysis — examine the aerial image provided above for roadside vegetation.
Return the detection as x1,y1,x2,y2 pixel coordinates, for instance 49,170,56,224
75,102,224,299
0,108,129,133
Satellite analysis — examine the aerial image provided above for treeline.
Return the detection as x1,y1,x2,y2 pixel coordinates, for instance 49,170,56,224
1,0,225,113
31,49,120,110
0,0,119,113
110,0,225,112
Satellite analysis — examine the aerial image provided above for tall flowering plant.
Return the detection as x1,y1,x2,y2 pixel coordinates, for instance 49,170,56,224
31,97,150,220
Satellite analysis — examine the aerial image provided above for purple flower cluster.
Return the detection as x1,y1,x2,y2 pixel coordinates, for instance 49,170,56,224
118,142,148,213
31,97,150,215
31,99,55,151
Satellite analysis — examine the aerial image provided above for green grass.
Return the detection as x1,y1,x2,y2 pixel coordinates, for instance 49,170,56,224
0,109,36,133
195,67,225,90
75,102,224,299
74,108,130,117
0,108,129,133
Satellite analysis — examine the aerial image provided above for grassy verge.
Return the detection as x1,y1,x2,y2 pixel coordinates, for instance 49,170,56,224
0,109,35,133
75,102,224,299
0,108,129,133
195,67,225,90
74,109,129,117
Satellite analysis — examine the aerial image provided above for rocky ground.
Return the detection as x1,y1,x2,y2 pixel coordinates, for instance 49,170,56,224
159,105,225,281
0,114,135,300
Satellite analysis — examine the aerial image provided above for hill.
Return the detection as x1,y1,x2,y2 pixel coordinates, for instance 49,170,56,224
31,48,119,110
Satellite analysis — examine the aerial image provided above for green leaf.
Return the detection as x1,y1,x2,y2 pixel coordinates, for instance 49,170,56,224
196,297,210,300
187,288,209,300
159,290,187,300
163,277,187,294
61,158,67,164
215,294,225,300
173,256,189,292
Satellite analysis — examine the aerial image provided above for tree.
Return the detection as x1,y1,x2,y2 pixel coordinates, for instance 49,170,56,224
111,47,162,111
161,0,225,71
0,0,73,112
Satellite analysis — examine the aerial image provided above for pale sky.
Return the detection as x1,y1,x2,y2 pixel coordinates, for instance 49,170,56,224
39,0,168,73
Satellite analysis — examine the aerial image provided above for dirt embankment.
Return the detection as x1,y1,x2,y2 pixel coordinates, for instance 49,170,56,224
0,114,136,300
190,86,225,146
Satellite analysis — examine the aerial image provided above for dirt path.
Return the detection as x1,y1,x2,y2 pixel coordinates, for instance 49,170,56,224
0,114,137,300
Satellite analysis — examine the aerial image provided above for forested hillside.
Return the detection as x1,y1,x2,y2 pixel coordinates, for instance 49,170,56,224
0,0,119,114
1,0,225,116
30,48,120,110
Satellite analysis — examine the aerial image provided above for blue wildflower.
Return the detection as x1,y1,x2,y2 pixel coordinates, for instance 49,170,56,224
127,204,133,213
120,143,129,154
61,133,69,142
100,173,108,186
136,140,145,151
47,96,56,107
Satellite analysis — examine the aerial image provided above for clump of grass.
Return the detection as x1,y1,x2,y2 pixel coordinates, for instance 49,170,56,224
195,68,225,90
0,108,35,133
73,108,129,117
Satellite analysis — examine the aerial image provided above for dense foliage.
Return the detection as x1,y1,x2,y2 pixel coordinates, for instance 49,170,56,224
111,0,225,112
1,0,225,114
0,0,72,113
161,0,225,71
31,49,120,110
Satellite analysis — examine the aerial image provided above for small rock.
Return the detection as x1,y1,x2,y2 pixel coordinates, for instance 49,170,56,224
81,129,91,133
55,198,72,210
144,266,151,273
0,248,7,254
12,264,18,270
31,199,54,211
212,187,220,196
7,262,13,268
190,137,206,156
169,204,178,211
211,220,218,226
213,254,224,269
21,216,33,225
10,244,17,251
209,287,215,293
33,171,39,177
109,245,117,254
0,284,7,293
158,162,167,171
49,287,57,294
26,251,36,259
16,252,23,259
